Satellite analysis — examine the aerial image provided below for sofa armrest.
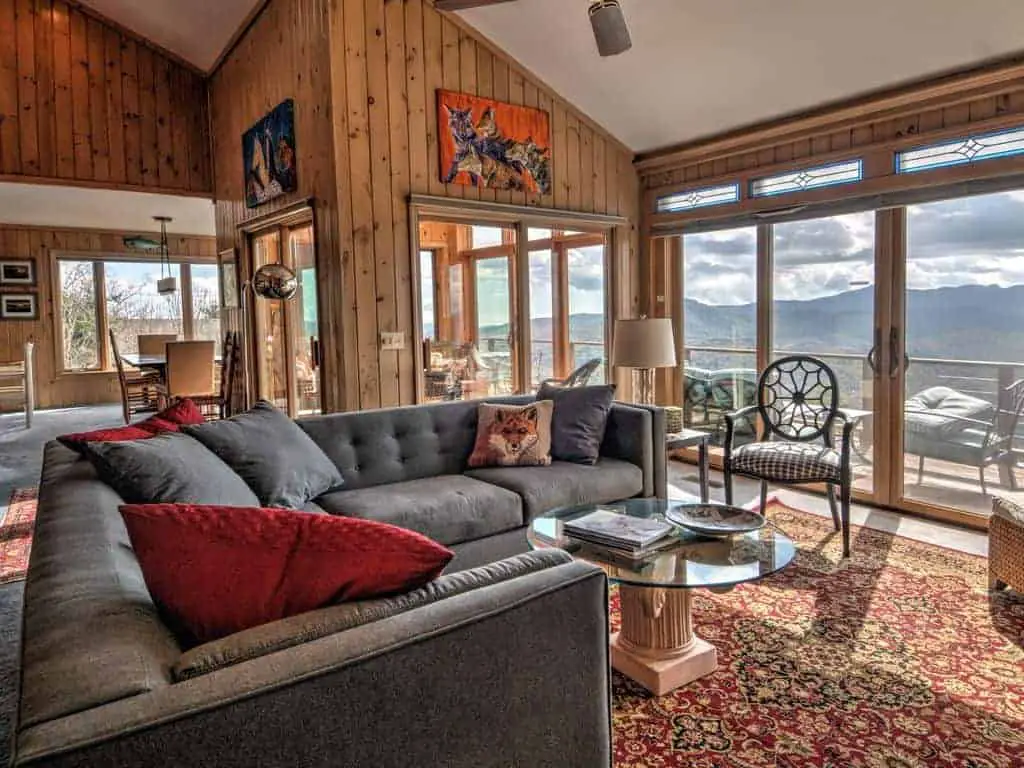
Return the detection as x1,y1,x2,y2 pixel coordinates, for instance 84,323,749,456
15,561,611,768
601,402,667,498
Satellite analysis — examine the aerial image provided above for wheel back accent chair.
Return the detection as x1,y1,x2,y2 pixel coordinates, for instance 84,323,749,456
540,357,603,390
724,355,855,557
0,340,35,429
109,331,161,424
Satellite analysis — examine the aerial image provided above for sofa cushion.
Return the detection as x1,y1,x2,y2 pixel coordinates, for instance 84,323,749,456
173,549,572,681
468,401,554,467
57,398,205,453
316,475,524,546
536,384,615,465
82,432,261,506
466,458,644,521
121,503,454,646
184,401,344,508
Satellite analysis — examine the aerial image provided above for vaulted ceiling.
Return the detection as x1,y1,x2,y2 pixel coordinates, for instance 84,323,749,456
75,0,1024,154
459,0,1024,152
76,0,262,72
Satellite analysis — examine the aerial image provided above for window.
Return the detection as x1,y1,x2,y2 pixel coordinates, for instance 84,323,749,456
750,159,863,198
470,226,505,248
59,261,100,370
657,183,741,213
57,257,220,372
896,126,1024,174
529,249,555,387
105,261,183,358
567,244,607,383
419,251,436,340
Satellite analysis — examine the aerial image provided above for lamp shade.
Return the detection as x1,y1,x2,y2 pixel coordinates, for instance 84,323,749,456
612,318,677,369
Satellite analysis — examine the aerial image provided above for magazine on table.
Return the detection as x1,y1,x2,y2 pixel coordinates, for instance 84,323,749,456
563,507,674,554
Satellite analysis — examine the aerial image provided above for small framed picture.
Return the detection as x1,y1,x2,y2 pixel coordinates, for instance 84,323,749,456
219,249,240,309
0,259,36,286
0,293,38,320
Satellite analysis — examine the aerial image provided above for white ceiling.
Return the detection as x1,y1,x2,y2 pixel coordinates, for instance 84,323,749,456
77,0,262,72
459,0,1024,153
0,183,216,235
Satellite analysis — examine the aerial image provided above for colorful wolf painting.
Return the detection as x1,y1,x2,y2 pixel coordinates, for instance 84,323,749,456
438,90,552,195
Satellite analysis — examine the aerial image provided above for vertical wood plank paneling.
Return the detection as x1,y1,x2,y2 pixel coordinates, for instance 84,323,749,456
1,0,210,192
0,0,19,173
136,44,157,186
51,0,72,177
33,0,56,178
103,25,125,181
16,0,40,175
210,0,639,412
153,55,173,186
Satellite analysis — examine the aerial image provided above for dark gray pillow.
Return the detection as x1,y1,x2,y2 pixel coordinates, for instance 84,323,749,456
536,384,616,465
184,401,344,508
83,432,261,506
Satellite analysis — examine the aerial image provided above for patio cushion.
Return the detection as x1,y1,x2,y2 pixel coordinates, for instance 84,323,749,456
315,475,524,547
465,458,643,521
992,496,1024,527
731,442,841,483
905,387,994,439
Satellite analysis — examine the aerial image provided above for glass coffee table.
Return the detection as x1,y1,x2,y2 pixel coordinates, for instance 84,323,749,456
528,497,796,695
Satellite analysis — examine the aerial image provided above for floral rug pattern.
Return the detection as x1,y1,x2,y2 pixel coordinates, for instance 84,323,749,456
0,488,36,585
611,502,1024,767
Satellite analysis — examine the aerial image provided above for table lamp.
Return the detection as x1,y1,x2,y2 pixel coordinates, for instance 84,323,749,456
612,317,677,405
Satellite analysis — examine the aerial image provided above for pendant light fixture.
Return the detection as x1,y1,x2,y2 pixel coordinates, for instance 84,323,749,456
154,215,177,295
588,0,632,57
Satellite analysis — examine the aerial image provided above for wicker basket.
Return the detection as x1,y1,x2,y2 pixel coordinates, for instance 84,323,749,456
989,496,1024,592
664,406,683,434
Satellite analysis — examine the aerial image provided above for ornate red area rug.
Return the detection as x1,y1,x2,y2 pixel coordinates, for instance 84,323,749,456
611,501,1024,768
0,487,37,585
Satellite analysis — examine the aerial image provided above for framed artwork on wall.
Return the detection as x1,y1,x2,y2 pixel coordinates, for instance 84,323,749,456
243,99,298,209
219,249,240,309
0,293,38,320
437,90,552,195
0,259,36,287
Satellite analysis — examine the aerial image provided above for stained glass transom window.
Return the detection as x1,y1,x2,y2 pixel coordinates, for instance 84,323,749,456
656,183,740,213
750,160,863,198
896,127,1024,174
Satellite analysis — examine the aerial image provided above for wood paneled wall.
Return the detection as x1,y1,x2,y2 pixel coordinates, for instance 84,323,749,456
0,0,212,193
0,224,216,410
210,0,639,413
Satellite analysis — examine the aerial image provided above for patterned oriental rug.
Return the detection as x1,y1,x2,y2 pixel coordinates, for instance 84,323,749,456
0,488,36,585
610,501,1024,768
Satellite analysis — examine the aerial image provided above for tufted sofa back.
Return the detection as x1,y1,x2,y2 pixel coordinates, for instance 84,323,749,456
298,397,531,490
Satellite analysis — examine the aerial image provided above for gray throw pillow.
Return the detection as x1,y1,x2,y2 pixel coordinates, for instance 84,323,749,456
536,383,616,465
83,432,261,506
184,401,344,508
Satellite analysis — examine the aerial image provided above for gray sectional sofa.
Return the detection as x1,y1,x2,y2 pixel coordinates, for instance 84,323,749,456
13,396,666,767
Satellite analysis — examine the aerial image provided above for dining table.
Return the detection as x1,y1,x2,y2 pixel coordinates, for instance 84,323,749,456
120,352,221,378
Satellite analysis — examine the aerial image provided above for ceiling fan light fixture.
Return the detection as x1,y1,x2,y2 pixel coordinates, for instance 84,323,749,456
588,0,632,57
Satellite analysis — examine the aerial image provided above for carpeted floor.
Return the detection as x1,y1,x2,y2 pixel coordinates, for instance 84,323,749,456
611,501,1024,767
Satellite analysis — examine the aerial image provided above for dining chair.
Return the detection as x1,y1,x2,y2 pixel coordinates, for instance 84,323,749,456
723,355,855,557
161,341,216,405
0,341,36,429
137,334,179,357
109,331,162,424
187,332,240,421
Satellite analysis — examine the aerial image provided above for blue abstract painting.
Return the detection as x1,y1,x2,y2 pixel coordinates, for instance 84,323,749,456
243,99,297,208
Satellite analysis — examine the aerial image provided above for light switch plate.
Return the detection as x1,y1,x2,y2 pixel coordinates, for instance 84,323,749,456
381,332,406,351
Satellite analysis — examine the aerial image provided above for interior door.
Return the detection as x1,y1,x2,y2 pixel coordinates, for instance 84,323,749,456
248,218,322,418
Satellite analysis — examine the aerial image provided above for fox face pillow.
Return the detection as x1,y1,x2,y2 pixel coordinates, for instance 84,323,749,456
468,401,554,468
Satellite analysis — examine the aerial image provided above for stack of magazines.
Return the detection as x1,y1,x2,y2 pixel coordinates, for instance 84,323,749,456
563,508,675,563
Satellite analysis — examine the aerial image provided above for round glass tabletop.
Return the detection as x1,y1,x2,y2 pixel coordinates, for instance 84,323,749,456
527,498,797,590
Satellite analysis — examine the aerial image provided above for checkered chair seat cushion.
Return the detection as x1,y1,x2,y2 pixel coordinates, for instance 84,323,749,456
731,442,841,483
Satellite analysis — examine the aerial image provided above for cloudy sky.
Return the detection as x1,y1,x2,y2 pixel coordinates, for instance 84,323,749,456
683,189,1024,306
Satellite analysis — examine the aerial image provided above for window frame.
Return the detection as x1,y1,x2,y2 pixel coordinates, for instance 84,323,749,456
52,251,219,375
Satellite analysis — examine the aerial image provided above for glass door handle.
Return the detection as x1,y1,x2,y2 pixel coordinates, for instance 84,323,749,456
310,337,321,370
888,326,909,378
867,328,881,376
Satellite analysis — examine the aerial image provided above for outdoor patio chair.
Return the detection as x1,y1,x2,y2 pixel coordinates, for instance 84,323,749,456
539,357,602,389
723,355,855,557
904,383,1024,495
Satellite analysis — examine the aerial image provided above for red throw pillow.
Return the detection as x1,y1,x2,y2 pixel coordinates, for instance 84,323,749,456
120,504,454,645
59,399,205,453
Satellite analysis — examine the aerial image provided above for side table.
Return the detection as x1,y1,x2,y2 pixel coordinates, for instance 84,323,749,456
666,429,712,503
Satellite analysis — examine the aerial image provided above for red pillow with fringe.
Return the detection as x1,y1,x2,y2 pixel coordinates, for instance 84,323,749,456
58,399,205,453
120,503,454,645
